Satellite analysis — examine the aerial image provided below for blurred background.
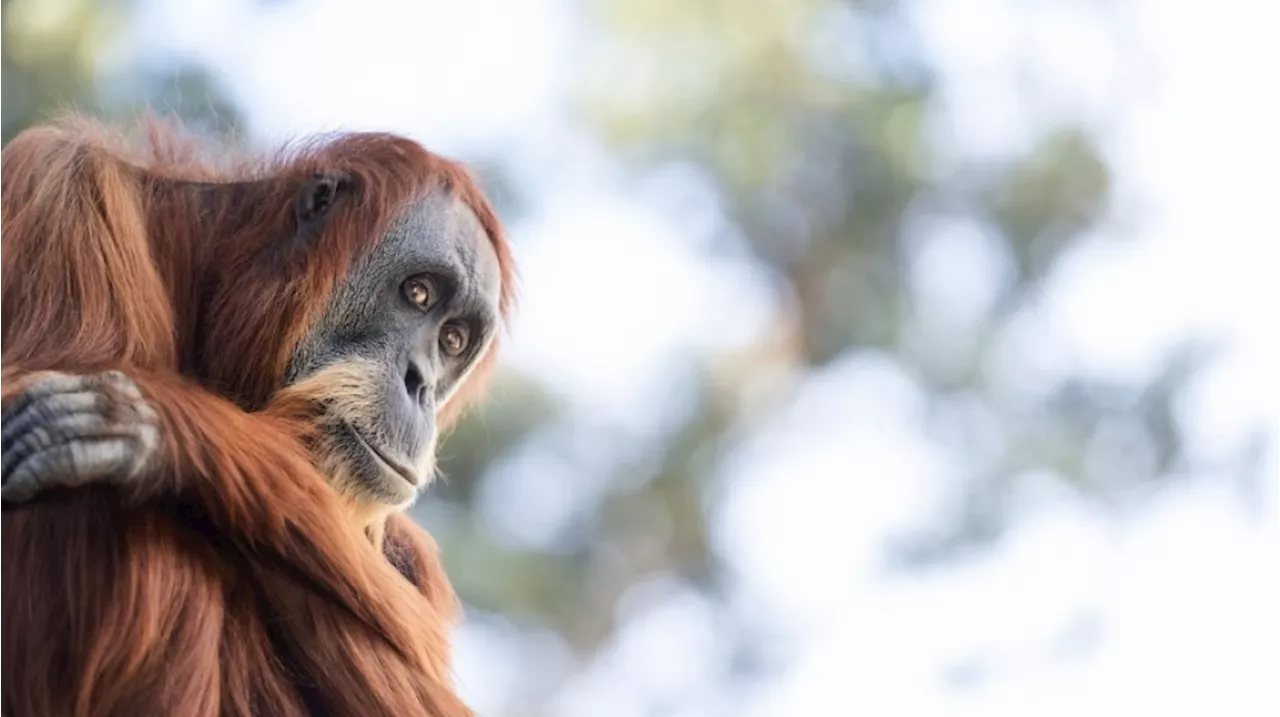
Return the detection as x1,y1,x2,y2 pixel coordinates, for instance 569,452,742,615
4,0,1277,714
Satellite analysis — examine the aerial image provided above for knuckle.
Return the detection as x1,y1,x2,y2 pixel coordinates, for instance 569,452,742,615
29,371,85,394
99,370,142,397
28,425,55,449
137,423,160,448
93,391,114,412
133,400,160,423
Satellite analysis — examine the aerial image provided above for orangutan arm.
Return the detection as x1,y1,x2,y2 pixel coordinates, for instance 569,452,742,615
0,367,461,613
0,365,447,642
1,367,456,605
1,367,338,545
1,366,470,715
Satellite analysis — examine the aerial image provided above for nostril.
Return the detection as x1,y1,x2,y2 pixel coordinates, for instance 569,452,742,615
404,364,428,409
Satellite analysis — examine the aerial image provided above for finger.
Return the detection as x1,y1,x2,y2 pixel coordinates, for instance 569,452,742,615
2,438,138,502
0,373,89,424
95,370,144,401
1,391,109,452
132,422,161,473
1,371,144,430
2,412,132,485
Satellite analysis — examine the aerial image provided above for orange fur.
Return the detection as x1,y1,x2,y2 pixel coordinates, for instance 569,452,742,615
1,117,514,716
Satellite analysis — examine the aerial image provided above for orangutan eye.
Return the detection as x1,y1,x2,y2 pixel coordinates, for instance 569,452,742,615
440,323,470,357
403,278,432,309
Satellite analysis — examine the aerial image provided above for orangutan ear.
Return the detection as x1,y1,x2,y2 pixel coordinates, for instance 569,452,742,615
260,171,355,273
294,171,354,232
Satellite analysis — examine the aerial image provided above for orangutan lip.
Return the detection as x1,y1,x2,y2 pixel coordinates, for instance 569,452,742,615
348,425,420,488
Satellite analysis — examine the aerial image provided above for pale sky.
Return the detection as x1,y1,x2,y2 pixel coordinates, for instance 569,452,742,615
129,0,1279,714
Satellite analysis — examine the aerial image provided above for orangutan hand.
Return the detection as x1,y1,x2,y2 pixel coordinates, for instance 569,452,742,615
1,370,160,502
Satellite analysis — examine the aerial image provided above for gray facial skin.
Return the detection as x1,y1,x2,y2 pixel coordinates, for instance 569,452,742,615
285,190,502,507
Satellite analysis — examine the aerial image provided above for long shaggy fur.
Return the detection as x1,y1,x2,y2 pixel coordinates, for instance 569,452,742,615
1,117,515,716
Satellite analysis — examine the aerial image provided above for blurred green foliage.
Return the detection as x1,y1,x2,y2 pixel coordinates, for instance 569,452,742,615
569,0,1186,571
2,0,239,142
420,3,1220,700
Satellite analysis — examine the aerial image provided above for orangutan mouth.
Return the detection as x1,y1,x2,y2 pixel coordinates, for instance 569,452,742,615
348,424,421,488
